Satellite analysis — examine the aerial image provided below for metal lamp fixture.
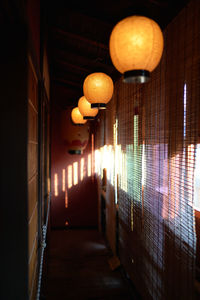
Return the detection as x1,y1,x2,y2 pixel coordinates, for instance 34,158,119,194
83,72,114,109
78,96,99,120
109,16,164,83
71,107,87,125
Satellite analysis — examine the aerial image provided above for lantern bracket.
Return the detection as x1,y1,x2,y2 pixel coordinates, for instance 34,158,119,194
91,103,106,109
123,70,150,83
83,116,95,120
68,150,82,155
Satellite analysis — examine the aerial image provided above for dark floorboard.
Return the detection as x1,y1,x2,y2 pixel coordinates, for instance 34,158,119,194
42,229,139,300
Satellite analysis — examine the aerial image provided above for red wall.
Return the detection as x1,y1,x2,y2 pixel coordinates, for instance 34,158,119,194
51,105,98,228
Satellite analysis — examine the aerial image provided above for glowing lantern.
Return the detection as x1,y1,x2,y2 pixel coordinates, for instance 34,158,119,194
83,72,114,109
78,96,99,120
71,107,87,125
61,109,89,154
109,16,164,83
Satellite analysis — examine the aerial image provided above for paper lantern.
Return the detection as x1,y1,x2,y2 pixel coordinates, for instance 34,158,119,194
71,107,87,125
109,16,164,83
78,96,99,120
83,72,114,109
61,109,89,154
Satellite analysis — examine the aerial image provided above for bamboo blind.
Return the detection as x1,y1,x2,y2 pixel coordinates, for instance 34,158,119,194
94,0,200,298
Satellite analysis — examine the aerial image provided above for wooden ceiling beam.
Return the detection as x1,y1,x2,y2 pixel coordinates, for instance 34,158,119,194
52,27,109,51
53,58,91,74
52,77,82,90
51,48,114,71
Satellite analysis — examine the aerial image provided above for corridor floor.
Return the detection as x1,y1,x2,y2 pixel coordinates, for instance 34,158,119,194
42,229,140,300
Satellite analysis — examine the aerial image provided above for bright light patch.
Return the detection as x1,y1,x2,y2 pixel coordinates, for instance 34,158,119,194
114,119,119,204
114,145,121,204
80,158,84,181
183,83,187,138
54,173,58,196
68,165,72,188
142,142,145,186
48,178,51,194
62,169,66,192
96,145,115,185
194,144,200,211
73,162,78,185
132,115,141,202
106,145,114,185
115,145,122,176
101,146,107,170
95,149,101,175
187,145,194,206
121,151,127,193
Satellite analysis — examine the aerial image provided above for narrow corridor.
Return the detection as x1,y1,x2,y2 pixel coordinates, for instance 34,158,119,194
42,229,140,300
2,1,200,299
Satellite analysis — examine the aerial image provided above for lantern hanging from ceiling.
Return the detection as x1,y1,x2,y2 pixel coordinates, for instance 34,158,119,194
71,107,87,125
61,109,89,155
109,16,164,83
83,72,114,109
78,96,99,120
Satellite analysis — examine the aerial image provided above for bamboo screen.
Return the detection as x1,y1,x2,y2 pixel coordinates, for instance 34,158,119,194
94,0,200,298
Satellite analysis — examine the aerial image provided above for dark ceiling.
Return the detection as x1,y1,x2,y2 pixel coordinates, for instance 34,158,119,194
47,0,190,108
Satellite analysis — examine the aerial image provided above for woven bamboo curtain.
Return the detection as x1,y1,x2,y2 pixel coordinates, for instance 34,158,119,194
94,0,200,299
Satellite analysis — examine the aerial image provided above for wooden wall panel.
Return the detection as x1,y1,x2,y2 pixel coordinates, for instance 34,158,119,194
28,237,37,292
28,204,38,257
28,62,38,111
28,57,38,300
1,5,49,299
28,176,38,219
28,143,38,180
28,102,38,142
